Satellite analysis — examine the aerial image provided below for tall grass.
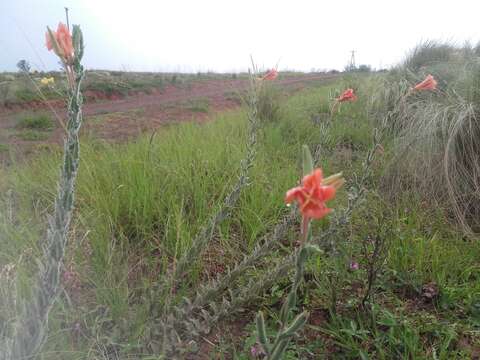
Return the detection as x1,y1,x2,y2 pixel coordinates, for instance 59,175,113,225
369,41,480,235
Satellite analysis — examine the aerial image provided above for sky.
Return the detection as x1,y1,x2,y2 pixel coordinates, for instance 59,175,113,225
1,0,480,73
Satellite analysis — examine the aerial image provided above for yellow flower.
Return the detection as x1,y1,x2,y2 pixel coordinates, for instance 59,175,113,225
40,77,55,86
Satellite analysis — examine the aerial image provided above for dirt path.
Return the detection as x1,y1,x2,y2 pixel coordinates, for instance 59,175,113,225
0,74,336,164
80,74,334,116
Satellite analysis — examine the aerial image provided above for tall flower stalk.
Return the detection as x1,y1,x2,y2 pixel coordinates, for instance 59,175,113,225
147,63,277,354
168,62,274,288
256,146,344,359
0,23,85,359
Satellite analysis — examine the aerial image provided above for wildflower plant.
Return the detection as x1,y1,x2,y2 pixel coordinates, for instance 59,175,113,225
147,62,272,355
169,61,265,286
153,126,380,357
331,88,357,116
0,23,85,359
255,146,344,359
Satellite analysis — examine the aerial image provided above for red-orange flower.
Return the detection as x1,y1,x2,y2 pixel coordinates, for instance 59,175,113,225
45,22,74,64
285,169,338,221
262,69,278,81
336,88,357,102
413,74,437,91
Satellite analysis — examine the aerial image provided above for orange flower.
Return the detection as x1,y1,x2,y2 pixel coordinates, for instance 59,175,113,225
285,169,339,221
45,22,74,64
262,69,278,81
336,88,357,102
413,74,437,91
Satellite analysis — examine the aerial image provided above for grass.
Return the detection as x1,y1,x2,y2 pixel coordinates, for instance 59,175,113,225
13,113,54,142
1,76,480,358
184,97,210,113
368,41,480,235
16,113,54,130
224,90,245,105
15,129,50,141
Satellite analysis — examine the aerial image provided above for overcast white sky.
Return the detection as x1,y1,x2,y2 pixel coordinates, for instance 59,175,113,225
1,0,479,73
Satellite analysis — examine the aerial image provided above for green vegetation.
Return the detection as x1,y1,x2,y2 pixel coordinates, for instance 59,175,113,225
0,70,311,106
184,97,210,113
15,129,50,141
14,113,54,142
1,61,480,358
16,113,53,130
369,41,480,235
257,82,284,123
224,90,244,105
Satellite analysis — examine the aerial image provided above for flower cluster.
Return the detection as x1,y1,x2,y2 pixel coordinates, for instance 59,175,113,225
40,77,55,86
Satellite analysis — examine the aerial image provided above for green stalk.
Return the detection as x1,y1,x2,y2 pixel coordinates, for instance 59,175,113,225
0,25,85,360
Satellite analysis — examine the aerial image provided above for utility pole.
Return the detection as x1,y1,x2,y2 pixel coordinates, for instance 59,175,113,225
65,7,70,30
349,50,356,71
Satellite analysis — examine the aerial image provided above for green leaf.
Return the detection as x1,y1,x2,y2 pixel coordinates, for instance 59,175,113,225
304,244,323,256
72,25,84,61
256,311,270,354
47,27,62,57
270,339,289,360
280,311,309,339
302,145,314,176
298,246,310,264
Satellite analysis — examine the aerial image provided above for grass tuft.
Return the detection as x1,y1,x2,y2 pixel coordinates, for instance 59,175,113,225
16,113,53,130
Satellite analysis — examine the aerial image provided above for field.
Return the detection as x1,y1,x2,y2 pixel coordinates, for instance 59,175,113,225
1,41,480,359
0,71,333,164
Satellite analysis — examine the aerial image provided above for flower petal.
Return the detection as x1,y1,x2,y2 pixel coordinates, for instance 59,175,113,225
322,186,336,202
285,187,304,204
